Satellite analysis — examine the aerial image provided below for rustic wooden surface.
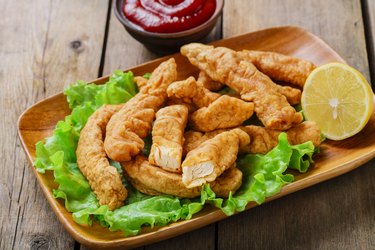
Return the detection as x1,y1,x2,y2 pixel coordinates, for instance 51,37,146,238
1,0,374,249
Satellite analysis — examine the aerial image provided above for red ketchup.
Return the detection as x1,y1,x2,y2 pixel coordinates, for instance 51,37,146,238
123,0,216,33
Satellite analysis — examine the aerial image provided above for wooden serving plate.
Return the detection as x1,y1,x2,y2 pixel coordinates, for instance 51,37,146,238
17,26,375,249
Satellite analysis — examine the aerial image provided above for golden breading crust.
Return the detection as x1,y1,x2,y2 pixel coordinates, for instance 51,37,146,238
167,76,220,108
76,104,127,210
134,76,148,90
197,71,224,91
104,58,177,162
183,121,321,155
183,129,226,156
239,50,316,88
149,105,189,173
180,43,302,130
122,155,242,198
198,70,301,105
182,128,250,188
189,95,254,132
277,85,301,105
240,121,321,154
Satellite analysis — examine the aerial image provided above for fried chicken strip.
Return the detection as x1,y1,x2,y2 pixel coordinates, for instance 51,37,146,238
240,121,321,154
104,58,177,162
149,105,188,173
122,155,242,198
134,76,148,90
239,50,316,88
277,85,301,105
197,71,224,91
76,104,127,210
181,43,302,130
182,128,250,188
189,95,254,132
198,59,301,105
166,97,196,113
183,121,321,155
167,76,220,108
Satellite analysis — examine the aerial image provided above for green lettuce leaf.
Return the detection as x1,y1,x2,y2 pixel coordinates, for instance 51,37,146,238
198,133,315,216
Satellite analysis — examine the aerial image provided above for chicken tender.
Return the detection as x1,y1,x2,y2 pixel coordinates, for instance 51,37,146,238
239,50,316,88
76,104,127,210
197,71,224,91
180,43,302,130
122,155,242,198
166,97,196,113
183,122,321,156
104,58,177,162
278,85,301,105
182,128,250,188
241,121,321,154
149,105,188,173
134,76,148,90
189,95,254,132
183,129,227,156
183,130,207,156
198,68,300,105
167,76,220,108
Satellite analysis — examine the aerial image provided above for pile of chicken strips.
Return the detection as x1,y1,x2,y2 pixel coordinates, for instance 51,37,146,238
76,43,322,210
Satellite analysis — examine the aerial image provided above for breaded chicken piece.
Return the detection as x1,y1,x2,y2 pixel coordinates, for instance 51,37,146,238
104,58,177,162
76,104,127,210
183,121,321,156
239,50,316,88
166,97,196,113
209,167,243,198
183,130,207,156
241,121,321,154
180,43,302,130
182,129,226,156
198,69,300,105
182,128,250,188
189,95,254,132
134,76,148,90
122,155,242,198
197,71,224,91
278,85,301,105
149,105,188,173
167,76,220,108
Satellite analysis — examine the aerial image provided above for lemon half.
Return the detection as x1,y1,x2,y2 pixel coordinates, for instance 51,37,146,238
301,62,374,140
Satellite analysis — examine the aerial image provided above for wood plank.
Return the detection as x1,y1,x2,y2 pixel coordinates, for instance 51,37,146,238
0,0,108,249
102,2,222,249
223,0,370,82
146,224,216,250
219,0,375,249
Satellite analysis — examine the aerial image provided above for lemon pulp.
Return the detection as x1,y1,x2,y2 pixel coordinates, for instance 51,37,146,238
301,62,373,140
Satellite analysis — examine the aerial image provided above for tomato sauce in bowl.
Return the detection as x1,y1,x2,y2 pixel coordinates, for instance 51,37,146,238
114,0,223,54
123,0,216,33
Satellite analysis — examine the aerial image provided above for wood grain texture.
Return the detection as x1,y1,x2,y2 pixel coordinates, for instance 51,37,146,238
223,0,370,82
219,1,375,249
0,0,108,249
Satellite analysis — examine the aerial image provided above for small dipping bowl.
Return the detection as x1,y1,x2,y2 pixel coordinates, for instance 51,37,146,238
114,0,224,54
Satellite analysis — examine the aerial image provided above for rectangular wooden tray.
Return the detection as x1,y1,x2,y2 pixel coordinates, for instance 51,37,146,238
17,26,375,249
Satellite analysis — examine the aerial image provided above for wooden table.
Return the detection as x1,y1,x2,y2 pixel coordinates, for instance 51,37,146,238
1,0,374,249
